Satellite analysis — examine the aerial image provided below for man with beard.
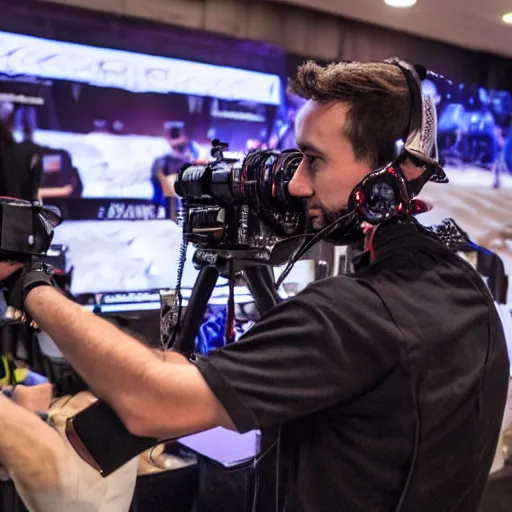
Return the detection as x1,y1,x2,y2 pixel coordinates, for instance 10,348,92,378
0,60,508,512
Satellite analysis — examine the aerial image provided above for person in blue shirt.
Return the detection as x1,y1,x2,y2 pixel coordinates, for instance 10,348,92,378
151,121,199,221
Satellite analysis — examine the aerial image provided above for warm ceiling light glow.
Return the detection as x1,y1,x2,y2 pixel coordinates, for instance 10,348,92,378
503,12,512,24
385,0,417,7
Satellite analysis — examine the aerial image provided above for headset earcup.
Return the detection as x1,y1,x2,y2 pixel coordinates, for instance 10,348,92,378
349,165,410,224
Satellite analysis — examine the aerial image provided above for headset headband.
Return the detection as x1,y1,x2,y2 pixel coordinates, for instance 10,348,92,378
385,58,448,185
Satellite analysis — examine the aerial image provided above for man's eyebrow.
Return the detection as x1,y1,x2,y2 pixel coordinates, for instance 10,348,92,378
297,142,327,159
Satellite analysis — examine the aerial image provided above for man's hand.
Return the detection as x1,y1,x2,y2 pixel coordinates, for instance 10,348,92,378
2,260,55,313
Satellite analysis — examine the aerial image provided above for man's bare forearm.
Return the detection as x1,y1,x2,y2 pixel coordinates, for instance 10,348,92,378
25,287,182,430
24,286,230,438
38,185,74,198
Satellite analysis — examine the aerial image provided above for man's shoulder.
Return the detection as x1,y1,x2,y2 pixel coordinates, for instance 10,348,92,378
301,274,366,294
289,275,386,320
151,154,167,168
269,275,401,355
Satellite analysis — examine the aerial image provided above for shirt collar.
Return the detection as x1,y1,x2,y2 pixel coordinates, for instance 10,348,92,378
350,221,430,272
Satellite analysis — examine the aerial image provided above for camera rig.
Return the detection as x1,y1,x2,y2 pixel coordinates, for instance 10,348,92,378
176,140,307,250
0,198,62,328
167,141,313,354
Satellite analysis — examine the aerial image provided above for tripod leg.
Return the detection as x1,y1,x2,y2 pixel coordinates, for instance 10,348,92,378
244,266,282,315
173,266,219,356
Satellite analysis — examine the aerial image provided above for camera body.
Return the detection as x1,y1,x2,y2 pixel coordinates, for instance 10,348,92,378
175,141,307,252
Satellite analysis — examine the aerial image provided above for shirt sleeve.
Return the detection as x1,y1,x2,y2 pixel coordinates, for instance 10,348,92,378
193,277,400,433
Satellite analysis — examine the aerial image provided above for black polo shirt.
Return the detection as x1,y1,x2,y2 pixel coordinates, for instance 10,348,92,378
194,222,509,512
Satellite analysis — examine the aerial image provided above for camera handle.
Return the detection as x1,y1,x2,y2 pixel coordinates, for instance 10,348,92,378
172,247,282,357
172,266,218,355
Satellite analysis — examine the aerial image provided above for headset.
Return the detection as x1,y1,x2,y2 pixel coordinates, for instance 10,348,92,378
322,58,449,246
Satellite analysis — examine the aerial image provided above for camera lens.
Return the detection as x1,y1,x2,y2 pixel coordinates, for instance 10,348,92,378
211,162,243,204
174,164,209,200
265,150,303,213
174,148,306,239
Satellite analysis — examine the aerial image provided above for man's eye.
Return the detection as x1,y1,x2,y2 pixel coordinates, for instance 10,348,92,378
305,155,317,166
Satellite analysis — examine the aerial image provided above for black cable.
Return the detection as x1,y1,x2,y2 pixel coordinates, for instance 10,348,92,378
226,258,236,344
167,206,189,350
275,210,356,289
393,376,421,512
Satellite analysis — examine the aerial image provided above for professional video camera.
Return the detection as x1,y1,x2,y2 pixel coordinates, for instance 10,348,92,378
167,140,312,360
175,140,307,253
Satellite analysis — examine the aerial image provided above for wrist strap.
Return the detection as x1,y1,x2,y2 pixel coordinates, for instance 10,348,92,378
21,262,55,326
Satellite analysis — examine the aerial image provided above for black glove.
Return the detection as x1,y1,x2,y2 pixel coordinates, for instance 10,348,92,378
3,260,55,313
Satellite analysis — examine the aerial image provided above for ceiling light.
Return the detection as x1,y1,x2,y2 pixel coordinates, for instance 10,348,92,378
385,0,417,7
503,12,512,24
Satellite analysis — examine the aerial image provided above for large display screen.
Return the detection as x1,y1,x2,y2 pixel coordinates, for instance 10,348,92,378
0,30,288,302
0,30,281,202
3,32,511,303
51,219,191,296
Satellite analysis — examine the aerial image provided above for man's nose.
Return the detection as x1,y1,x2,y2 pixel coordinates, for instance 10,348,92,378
288,162,313,198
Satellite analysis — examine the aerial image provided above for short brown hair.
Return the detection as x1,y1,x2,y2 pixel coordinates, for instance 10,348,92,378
288,60,411,169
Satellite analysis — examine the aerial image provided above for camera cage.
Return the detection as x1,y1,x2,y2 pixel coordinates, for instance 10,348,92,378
177,141,306,250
